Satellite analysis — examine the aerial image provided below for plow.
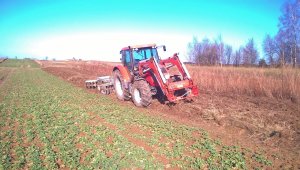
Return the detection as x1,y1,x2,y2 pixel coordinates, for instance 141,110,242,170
85,76,113,95
85,44,198,107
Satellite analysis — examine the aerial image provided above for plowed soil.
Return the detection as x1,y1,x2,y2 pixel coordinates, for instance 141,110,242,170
39,60,299,168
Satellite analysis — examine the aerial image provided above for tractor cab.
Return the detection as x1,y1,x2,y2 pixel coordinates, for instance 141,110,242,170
120,44,164,72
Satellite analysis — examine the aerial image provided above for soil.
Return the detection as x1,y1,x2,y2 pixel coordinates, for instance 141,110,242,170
38,60,300,168
0,69,12,86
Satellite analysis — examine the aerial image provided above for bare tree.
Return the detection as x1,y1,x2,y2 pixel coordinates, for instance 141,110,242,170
278,0,300,67
275,31,287,66
187,36,199,63
215,35,225,66
232,47,243,67
188,37,219,65
259,58,268,67
263,34,277,66
225,45,233,65
242,38,259,66
199,38,211,65
188,36,228,66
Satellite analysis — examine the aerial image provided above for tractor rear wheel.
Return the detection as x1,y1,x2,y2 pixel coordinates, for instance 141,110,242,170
132,80,152,107
113,70,130,100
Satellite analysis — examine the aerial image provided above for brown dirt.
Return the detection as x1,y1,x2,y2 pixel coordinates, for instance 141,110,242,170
75,143,84,150
107,136,114,144
125,124,153,137
77,132,87,138
87,112,117,130
121,132,153,152
0,69,12,86
79,149,91,164
38,60,300,168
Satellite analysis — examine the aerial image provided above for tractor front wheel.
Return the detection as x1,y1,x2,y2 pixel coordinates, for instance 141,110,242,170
132,80,152,107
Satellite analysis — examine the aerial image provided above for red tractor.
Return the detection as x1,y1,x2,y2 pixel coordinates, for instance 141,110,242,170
112,44,198,107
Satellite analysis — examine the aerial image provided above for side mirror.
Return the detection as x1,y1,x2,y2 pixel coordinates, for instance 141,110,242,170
163,45,166,51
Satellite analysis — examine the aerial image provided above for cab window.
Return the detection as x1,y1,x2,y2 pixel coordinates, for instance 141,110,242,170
122,50,132,70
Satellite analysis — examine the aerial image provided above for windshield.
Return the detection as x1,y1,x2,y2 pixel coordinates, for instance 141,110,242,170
132,48,159,62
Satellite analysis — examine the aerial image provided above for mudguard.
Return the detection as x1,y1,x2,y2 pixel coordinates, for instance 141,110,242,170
113,65,131,83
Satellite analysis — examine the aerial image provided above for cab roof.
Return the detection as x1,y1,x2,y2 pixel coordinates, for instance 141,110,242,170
121,43,156,51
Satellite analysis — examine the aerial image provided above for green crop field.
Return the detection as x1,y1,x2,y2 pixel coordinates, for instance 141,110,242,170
0,59,272,169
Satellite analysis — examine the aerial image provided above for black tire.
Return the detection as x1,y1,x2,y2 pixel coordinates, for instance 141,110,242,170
131,80,152,107
155,87,166,104
113,70,130,100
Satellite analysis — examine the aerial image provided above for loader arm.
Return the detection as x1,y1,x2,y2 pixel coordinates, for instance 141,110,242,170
160,53,191,79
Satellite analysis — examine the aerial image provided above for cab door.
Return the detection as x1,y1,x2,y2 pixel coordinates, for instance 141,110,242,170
121,50,133,71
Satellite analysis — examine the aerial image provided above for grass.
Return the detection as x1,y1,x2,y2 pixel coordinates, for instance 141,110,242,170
188,65,300,101
0,58,39,68
0,59,273,169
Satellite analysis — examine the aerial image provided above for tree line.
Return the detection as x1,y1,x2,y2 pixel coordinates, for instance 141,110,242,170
188,36,259,67
188,0,300,67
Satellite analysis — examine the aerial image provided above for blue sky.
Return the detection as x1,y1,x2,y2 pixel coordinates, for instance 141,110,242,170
0,0,284,61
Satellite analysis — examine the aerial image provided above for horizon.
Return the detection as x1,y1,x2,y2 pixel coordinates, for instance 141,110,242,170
0,0,284,62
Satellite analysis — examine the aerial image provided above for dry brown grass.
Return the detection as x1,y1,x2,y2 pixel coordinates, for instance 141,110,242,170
188,66,300,101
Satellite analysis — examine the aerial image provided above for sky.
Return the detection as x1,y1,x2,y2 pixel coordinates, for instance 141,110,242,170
0,0,284,61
